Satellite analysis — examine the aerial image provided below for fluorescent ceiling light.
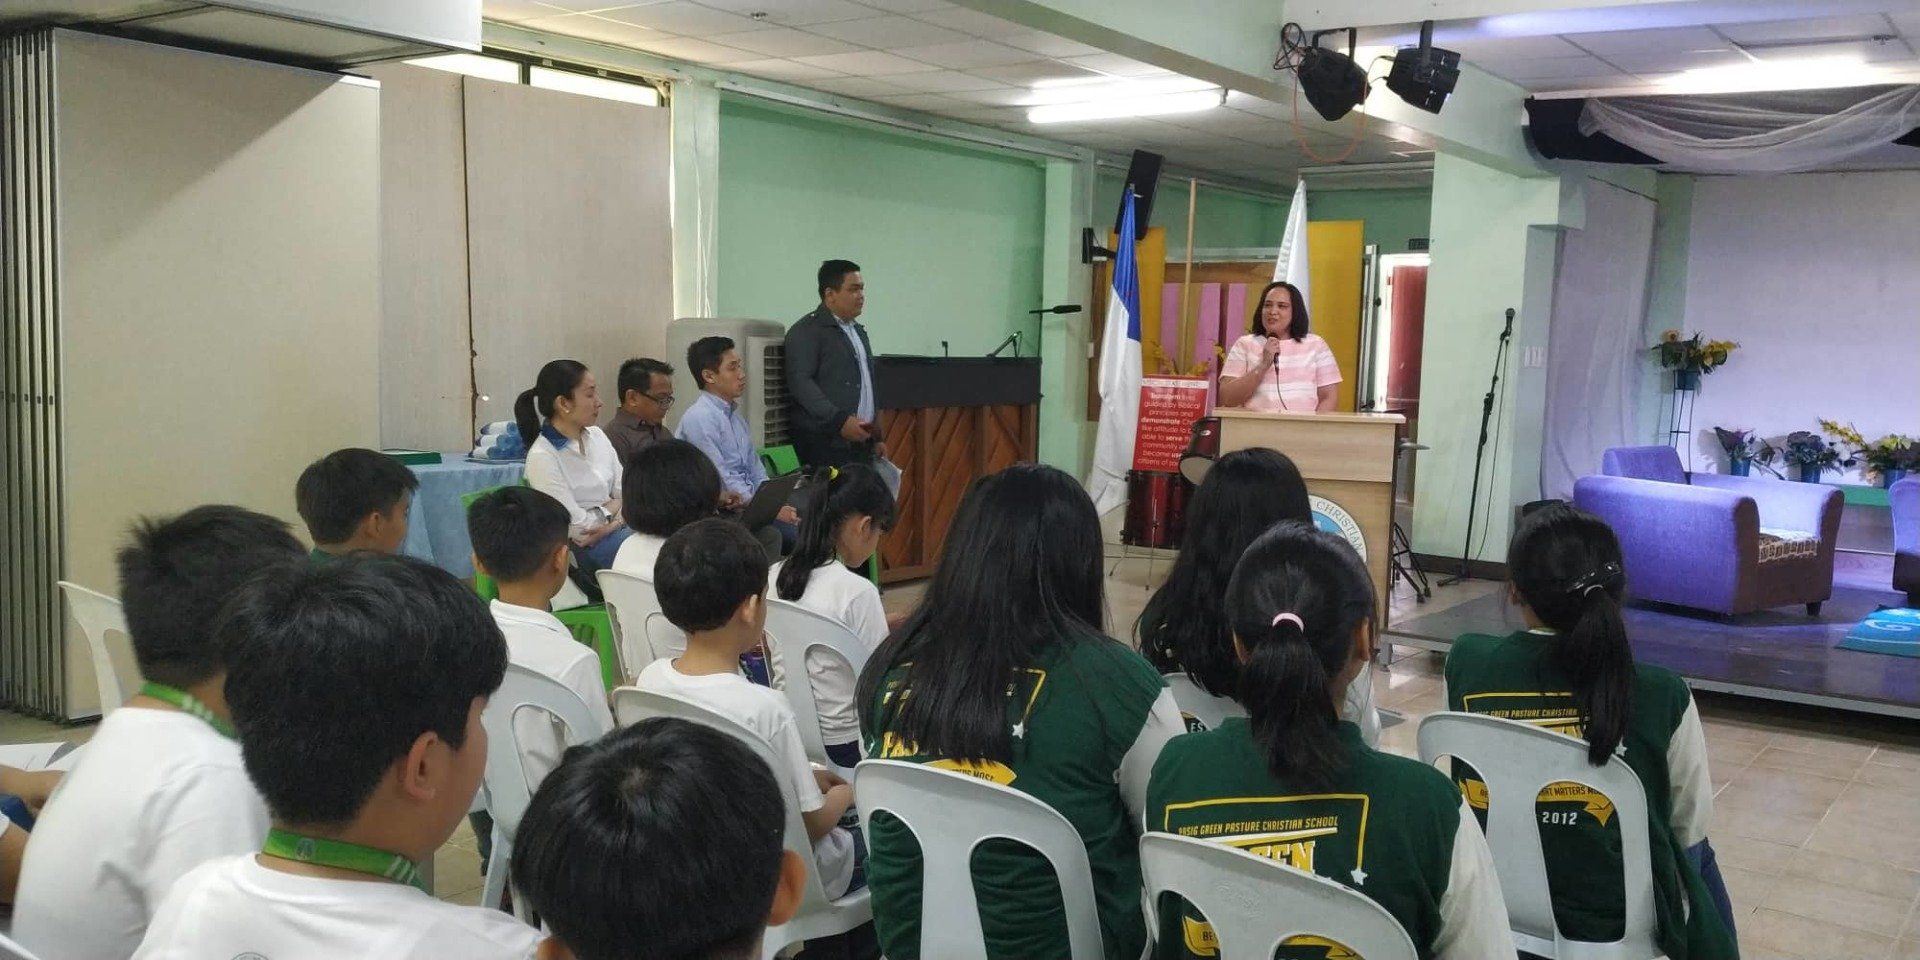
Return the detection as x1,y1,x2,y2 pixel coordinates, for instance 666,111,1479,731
1661,55,1886,94
1028,88,1225,123
1020,76,1217,107
530,66,661,106
405,52,521,83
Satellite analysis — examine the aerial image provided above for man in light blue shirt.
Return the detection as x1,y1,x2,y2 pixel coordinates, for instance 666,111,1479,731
679,336,797,552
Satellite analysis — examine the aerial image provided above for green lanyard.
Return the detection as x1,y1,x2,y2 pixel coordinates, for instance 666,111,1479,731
262,828,428,894
138,682,237,740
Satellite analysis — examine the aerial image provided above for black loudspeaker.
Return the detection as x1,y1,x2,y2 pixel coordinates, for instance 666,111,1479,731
1113,150,1162,241
1298,44,1369,121
1386,20,1460,114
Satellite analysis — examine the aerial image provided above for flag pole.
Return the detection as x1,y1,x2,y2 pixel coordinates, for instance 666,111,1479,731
1178,178,1197,372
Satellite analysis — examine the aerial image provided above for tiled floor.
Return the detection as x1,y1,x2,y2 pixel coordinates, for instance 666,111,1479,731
11,549,1918,959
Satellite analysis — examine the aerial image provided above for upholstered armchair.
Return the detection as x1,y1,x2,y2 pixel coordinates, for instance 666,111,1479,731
1894,477,1919,607
1572,446,1842,617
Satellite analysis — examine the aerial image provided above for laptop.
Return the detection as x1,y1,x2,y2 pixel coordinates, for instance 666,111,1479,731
739,471,805,530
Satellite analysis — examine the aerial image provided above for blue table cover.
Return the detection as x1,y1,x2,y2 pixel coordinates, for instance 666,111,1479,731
400,456,525,578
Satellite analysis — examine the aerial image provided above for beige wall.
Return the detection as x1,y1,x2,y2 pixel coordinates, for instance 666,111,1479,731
53,31,380,716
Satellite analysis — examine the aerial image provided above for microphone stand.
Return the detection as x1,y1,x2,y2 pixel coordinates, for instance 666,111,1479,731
1438,307,1515,587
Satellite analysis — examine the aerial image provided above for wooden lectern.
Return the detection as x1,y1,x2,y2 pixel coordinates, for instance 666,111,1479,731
1213,410,1405,628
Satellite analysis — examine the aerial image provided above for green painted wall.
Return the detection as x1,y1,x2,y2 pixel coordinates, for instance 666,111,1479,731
1093,171,1288,251
1310,187,1432,253
716,97,1047,356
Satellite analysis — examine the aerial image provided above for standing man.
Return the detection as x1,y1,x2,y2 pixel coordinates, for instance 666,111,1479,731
785,259,885,470
606,357,676,470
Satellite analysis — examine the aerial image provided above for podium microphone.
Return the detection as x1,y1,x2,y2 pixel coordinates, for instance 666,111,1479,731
1027,304,1083,315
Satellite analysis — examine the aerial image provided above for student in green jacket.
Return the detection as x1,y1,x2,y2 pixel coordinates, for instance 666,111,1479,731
1444,504,1738,960
1147,522,1513,960
859,464,1186,960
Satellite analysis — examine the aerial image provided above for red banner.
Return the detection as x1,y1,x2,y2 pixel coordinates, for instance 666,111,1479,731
1132,376,1211,472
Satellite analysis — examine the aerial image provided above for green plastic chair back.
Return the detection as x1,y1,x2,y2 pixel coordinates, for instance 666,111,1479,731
758,444,801,477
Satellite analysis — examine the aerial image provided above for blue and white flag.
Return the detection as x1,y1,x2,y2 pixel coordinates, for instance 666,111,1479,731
1086,188,1142,516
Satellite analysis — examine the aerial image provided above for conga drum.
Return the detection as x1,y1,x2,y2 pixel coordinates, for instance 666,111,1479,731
1122,470,1192,548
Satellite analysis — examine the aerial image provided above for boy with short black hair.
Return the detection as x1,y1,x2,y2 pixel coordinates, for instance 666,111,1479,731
636,519,858,898
14,506,304,960
470,485,613,775
295,447,420,559
511,718,806,960
132,555,540,960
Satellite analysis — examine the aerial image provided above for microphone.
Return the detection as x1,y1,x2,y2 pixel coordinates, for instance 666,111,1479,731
1026,304,1083,315
1499,307,1515,341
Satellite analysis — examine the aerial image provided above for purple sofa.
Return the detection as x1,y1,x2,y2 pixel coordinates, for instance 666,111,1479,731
1572,446,1842,617
1894,477,1919,606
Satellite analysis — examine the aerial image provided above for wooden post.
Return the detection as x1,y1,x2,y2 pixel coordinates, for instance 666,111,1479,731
1179,178,1198,371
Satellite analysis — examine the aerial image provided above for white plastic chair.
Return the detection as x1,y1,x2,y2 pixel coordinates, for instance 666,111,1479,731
763,599,872,778
595,569,686,679
0,930,44,960
1140,832,1419,960
1162,670,1380,747
56,581,137,715
1418,711,1659,960
852,758,1106,960
479,663,613,920
613,687,872,960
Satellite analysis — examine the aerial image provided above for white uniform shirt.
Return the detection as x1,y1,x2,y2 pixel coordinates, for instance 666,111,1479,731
523,425,623,538
132,854,542,960
491,600,614,778
14,707,270,960
635,658,856,897
611,531,669,580
767,559,888,745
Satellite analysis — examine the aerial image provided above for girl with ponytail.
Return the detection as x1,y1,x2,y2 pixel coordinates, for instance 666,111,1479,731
768,463,897,768
519,359,631,572
1444,503,1737,958
1147,522,1512,960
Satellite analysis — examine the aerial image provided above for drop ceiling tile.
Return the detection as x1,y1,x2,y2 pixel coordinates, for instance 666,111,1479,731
695,0,875,26
892,39,1036,69
857,0,953,12
814,14,970,47
943,86,1036,106
521,0,626,11
481,0,570,22
872,92,971,111
792,49,943,74
805,75,909,97
1598,47,1747,73
992,29,1101,59
1566,26,1731,57
729,57,846,80
912,6,1028,38
879,68,1009,92
631,35,764,63
1224,91,1292,119
594,2,766,35
1527,75,1650,93
1062,52,1171,77
1437,34,1588,61
1717,14,1894,45
969,60,1106,85
1490,56,1623,81
525,13,669,45
707,26,862,57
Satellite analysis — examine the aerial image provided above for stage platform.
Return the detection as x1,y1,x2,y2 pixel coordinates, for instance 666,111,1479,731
1385,555,1920,721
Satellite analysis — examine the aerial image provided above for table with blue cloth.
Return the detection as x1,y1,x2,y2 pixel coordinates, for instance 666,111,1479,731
400,456,525,579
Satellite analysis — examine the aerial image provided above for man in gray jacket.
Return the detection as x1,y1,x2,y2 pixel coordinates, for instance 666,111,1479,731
784,259,885,470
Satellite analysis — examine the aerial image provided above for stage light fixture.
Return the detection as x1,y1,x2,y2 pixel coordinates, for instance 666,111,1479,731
1281,24,1369,122
1385,20,1460,114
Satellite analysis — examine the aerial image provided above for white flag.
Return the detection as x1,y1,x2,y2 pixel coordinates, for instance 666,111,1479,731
1272,177,1311,304
1085,189,1143,517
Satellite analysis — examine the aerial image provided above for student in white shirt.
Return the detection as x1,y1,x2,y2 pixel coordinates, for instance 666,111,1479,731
612,438,723,580
469,485,614,777
768,462,897,769
519,359,630,572
510,717,807,960
635,520,860,899
14,506,304,960
133,554,540,960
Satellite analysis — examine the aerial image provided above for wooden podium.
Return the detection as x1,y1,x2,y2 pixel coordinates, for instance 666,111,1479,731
1213,410,1405,628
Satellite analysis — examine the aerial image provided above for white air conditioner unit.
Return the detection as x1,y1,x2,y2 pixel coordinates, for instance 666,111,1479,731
663,318,790,452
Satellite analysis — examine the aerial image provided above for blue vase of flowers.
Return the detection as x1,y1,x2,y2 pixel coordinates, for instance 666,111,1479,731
1796,464,1824,483
1729,457,1752,477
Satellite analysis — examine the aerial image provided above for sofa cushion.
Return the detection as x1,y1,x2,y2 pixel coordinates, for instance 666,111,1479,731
1602,446,1687,485
1756,527,1819,565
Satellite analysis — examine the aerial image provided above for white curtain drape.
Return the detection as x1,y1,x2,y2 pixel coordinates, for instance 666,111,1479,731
1541,179,1657,501
1579,84,1920,174
671,79,719,319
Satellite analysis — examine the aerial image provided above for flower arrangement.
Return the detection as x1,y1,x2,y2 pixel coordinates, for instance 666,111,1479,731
1777,430,1852,481
1711,428,1773,476
1823,419,1920,486
1651,330,1739,376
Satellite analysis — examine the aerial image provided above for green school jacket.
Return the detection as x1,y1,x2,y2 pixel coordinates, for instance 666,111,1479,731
1445,630,1737,960
860,633,1167,960
1145,721,1463,960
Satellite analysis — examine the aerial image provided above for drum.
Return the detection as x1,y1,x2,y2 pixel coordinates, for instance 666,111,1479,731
1179,416,1222,485
1122,470,1193,548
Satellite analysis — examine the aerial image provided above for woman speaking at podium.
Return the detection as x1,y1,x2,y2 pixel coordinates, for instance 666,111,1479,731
1216,281,1341,413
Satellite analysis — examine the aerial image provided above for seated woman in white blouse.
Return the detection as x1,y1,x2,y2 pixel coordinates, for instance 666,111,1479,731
518,359,631,572
1217,280,1342,413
